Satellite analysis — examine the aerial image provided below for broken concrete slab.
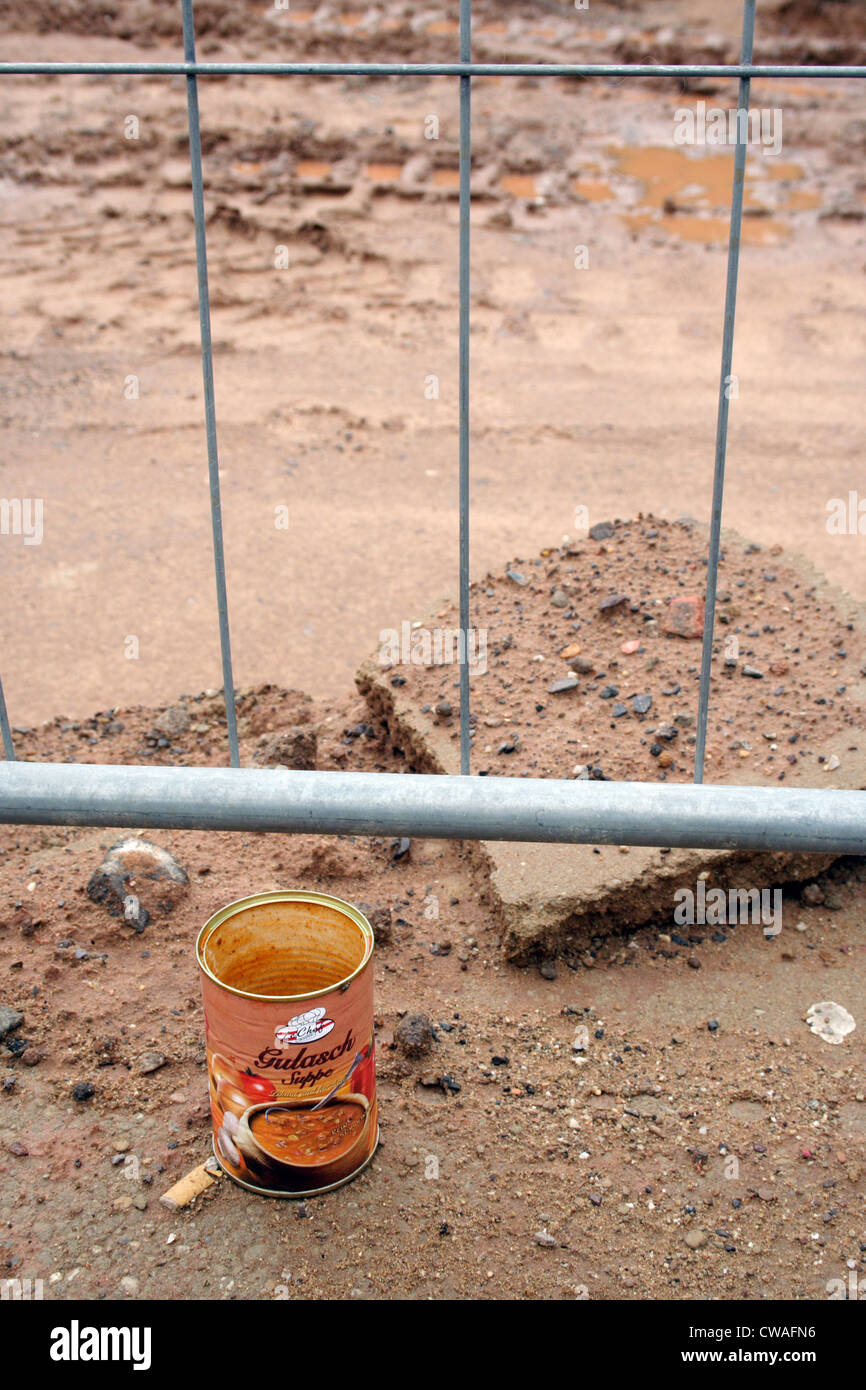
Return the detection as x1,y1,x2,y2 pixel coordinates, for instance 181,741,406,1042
357,519,866,959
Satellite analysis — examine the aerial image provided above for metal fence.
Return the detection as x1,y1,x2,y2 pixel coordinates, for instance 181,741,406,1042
1,0,864,854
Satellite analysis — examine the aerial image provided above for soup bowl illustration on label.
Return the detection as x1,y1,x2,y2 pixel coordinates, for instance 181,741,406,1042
235,1091,372,1190
197,890,377,1198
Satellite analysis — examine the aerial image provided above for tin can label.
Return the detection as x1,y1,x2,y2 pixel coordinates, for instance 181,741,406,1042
197,892,377,1197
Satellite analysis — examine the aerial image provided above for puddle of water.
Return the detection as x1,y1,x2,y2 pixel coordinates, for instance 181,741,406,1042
364,163,402,182
572,177,613,203
784,188,822,212
295,160,333,180
623,209,789,246
432,168,460,188
500,173,538,198
763,160,806,182
614,146,768,213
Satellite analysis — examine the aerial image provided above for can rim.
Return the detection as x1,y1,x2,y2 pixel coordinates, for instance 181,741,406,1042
196,889,374,1002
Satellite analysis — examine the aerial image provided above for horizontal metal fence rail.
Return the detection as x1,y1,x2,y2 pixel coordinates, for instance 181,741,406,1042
2,764,865,855
2,63,866,79
1,0,864,853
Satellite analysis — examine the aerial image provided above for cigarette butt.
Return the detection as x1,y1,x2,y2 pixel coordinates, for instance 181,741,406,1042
160,1162,218,1211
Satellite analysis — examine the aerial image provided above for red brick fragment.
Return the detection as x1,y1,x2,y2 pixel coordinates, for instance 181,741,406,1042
664,594,704,639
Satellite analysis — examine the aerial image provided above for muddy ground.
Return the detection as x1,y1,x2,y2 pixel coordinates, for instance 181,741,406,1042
1,0,865,1303
2,0,866,721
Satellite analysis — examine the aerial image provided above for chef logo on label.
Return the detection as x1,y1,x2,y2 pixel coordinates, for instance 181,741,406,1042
275,1005,335,1048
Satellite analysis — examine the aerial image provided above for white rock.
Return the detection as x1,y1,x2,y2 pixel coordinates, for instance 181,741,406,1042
805,1001,856,1045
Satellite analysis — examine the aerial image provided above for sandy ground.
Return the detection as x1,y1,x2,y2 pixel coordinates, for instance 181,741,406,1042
1,0,866,726
1,0,865,1305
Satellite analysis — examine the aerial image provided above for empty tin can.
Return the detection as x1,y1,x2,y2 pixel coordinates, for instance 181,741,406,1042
197,890,377,1198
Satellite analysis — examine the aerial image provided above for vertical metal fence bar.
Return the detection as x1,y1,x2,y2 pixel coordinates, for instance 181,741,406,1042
458,0,472,775
181,0,240,767
694,0,756,784
0,673,15,761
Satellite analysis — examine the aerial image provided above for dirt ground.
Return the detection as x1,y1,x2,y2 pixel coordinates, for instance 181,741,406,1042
1,685,865,1301
2,0,866,723
1,0,865,1304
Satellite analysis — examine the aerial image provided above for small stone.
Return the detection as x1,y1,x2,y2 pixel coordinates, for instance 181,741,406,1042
87,837,188,932
151,705,190,740
0,1007,24,1040
358,903,393,945
664,595,704,639
633,694,652,715
802,883,824,906
538,958,558,981
742,665,764,679
391,837,411,862
253,724,318,771
569,655,594,675
72,1082,95,1102
139,1052,167,1075
824,754,841,772
506,568,528,586
599,593,628,613
654,723,678,741
8,1140,28,1156
534,1229,557,1247
621,640,641,654
572,764,590,780
600,685,619,700
588,522,614,541
559,643,582,660
20,1048,43,1067
550,588,569,608
612,703,627,717
684,1229,708,1249
435,700,453,717
805,1001,856,1045
548,678,580,695
395,1013,435,1058
120,1276,140,1295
